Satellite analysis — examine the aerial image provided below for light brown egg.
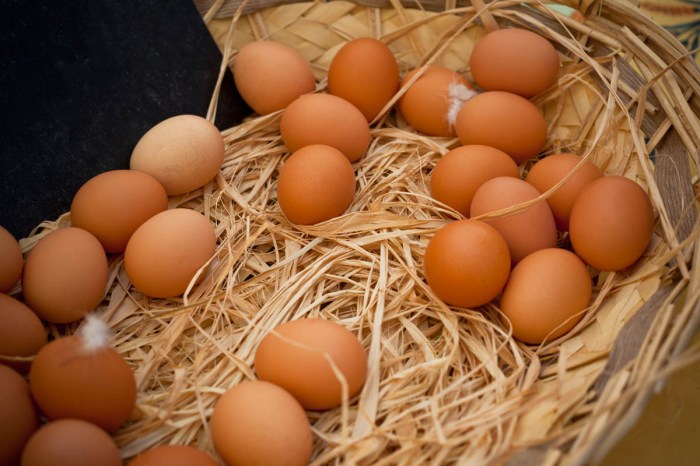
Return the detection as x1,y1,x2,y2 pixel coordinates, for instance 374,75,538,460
211,380,313,466
0,293,47,373
500,248,592,344
455,91,548,164
124,208,216,298
128,445,218,466
280,93,371,162
22,227,108,324
255,318,367,410
70,169,168,253
569,176,655,271
398,66,474,137
328,37,399,121
0,365,39,466
431,145,520,217
0,225,23,293
233,40,316,115
470,177,557,264
29,326,137,433
470,28,560,97
277,144,356,225
525,154,604,231
423,219,511,308
20,419,122,466
130,114,225,196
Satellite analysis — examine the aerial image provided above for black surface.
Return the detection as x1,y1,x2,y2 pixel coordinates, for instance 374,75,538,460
0,0,252,239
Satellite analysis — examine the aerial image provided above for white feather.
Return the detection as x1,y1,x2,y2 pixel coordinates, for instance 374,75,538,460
447,82,479,128
79,313,112,352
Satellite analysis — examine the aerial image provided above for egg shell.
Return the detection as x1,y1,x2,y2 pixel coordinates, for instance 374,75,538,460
128,445,219,466
455,91,548,164
29,335,137,433
470,28,560,97
124,208,217,299
500,248,592,344
569,176,655,271
328,37,399,121
255,318,367,410
130,114,225,196
280,93,371,162
0,365,39,466
431,145,520,217
470,177,557,264
277,144,356,225
398,66,473,137
0,293,47,373
70,170,168,253
22,227,108,324
211,380,313,466
525,154,604,231
233,40,316,115
0,225,23,293
423,219,511,308
20,419,122,466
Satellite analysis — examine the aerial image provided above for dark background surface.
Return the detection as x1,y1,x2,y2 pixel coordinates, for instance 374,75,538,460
0,0,251,239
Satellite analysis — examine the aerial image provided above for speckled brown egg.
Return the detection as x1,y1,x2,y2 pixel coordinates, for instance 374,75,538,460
22,227,108,324
0,365,39,466
277,144,356,225
470,28,560,97
211,380,313,466
130,114,225,196
280,93,371,162
70,169,168,253
500,248,592,344
328,37,399,121
455,91,548,164
233,40,316,115
0,293,47,373
128,445,219,466
569,176,655,271
255,318,367,410
431,145,520,217
20,419,122,466
470,177,557,264
0,225,23,293
124,208,217,299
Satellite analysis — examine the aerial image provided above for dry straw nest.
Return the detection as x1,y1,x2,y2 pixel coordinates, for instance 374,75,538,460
24,0,700,465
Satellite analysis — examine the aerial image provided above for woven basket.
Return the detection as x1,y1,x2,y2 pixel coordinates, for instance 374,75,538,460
25,0,699,465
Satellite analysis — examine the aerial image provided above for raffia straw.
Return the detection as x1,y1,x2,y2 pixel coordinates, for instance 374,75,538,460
20,0,700,465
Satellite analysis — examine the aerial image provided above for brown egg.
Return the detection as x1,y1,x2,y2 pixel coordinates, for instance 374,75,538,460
470,28,560,97
0,365,39,466
211,380,313,466
255,318,367,410
525,154,604,231
328,37,399,121
0,225,23,293
70,169,168,253
124,208,216,298
424,219,511,308
22,227,108,324
398,66,474,137
431,145,520,217
280,93,371,162
570,176,655,271
455,91,548,164
128,445,218,466
29,329,137,433
500,248,592,344
233,40,316,115
277,144,356,225
470,177,557,264
0,293,47,373
20,419,122,466
130,115,225,196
